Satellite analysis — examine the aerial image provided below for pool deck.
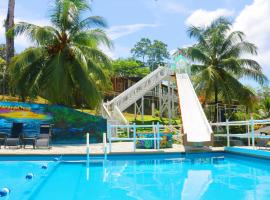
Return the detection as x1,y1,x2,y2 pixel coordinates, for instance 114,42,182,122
0,142,224,155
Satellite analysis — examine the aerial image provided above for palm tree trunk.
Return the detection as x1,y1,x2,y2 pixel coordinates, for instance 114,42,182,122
5,0,15,65
4,0,15,95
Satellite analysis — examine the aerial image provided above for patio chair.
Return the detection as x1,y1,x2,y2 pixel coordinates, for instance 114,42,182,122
0,133,8,149
256,138,270,149
5,122,23,148
35,124,52,149
21,131,37,149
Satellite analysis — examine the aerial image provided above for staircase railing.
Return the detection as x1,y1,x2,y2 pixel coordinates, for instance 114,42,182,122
113,106,129,125
105,66,170,112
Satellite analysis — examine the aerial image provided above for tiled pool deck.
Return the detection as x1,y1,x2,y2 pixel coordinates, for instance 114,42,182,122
0,142,224,155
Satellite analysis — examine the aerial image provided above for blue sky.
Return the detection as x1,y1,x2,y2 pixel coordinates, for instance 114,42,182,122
1,0,270,83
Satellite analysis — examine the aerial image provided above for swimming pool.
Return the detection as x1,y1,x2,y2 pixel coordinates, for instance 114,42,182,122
1,152,270,200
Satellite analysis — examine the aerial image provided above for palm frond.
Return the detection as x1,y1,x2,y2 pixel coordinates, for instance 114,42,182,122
11,22,58,46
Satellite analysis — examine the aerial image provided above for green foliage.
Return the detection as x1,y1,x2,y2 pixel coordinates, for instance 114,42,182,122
111,58,149,77
0,44,6,60
9,0,112,108
131,38,169,71
182,17,268,110
131,38,151,62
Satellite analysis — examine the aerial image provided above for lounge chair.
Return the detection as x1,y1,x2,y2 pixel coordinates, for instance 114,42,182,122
35,124,52,149
5,122,23,148
256,138,270,149
21,133,37,149
0,133,8,149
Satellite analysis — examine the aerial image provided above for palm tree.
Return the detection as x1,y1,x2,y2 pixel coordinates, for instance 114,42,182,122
9,0,112,107
181,17,267,121
5,0,15,65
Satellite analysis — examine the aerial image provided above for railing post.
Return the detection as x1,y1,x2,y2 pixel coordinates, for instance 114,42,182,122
247,121,250,146
86,132,90,180
108,124,112,153
86,132,90,161
153,122,156,149
226,119,230,147
103,133,107,160
133,123,136,152
157,122,160,150
251,116,255,149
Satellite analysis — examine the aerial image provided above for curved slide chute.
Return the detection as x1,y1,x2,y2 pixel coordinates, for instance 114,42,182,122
176,73,212,143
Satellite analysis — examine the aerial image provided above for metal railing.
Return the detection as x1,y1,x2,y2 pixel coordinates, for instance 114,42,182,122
102,66,171,124
211,119,270,148
107,123,182,152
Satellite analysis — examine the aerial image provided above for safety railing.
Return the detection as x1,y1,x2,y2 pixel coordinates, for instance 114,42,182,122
211,119,270,148
107,123,182,152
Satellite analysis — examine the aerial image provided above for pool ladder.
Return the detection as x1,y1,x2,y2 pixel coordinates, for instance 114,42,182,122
86,132,108,160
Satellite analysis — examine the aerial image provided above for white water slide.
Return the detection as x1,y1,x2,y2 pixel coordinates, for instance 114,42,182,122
176,73,212,142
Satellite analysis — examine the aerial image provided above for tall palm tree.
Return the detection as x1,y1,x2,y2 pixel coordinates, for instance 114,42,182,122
5,0,15,64
181,17,267,120
9,0,112,107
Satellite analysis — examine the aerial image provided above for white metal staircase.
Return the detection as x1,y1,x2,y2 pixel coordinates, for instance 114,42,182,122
102,66,171,124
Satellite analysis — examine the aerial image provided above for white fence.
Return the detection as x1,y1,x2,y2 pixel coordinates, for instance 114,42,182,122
104,118,270,154
107,123,182,152
211,119,270,148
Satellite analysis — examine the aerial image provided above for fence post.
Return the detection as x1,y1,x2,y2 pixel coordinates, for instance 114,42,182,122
108,124,112,153
86,132,90,161
153,122,156,149
86,132,90,180
157,122,160,150
103,132,107,160
247,121,250,146
133,123,136,152
251,116,255,149
226,119,230,147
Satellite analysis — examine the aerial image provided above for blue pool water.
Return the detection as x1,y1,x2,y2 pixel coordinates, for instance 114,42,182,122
1,153,270,200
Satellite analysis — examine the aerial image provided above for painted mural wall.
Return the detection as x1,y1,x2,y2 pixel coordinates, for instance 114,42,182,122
0,101,106,143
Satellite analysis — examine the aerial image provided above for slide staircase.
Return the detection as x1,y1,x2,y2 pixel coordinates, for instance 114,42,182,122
102,66,171,124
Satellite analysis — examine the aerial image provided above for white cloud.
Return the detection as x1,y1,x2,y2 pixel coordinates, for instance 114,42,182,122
161,1,189,14
106,23,158,40
0,14,50,50
185,9,234,27
232,0,270,75
101,23,158,58
144,0,190,15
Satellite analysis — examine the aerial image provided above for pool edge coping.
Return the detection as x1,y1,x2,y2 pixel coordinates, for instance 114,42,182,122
0,149,225,156
225,147,270,160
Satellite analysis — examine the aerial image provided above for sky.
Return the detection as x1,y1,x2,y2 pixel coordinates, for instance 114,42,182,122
1,0,270,84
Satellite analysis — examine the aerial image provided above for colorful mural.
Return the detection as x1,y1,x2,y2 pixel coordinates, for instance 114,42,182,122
136,133,173,149
0,102,106,143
